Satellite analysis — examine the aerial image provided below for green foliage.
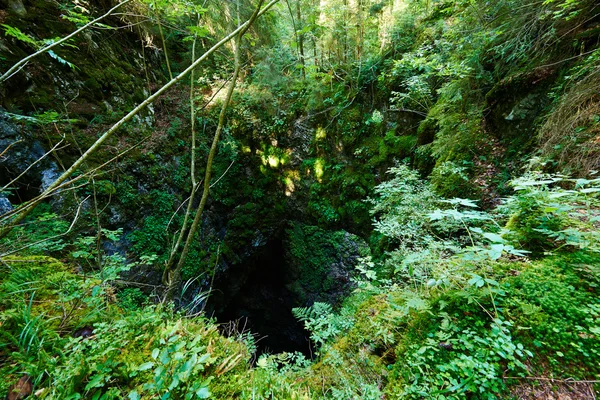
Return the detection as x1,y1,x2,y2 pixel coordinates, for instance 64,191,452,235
501,173,600,254
293,302,353,347
0,256,249,399
0,204,69,254
6,110,77,125
1,24,39,47
430,161,480,199
3,0,600,397
367,165,440,247
131,190,176,260
394,318,530,399
117,288,147,311
129,328,215,399
504,252,600,376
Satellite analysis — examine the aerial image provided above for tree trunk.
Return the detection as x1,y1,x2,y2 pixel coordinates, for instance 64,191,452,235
162,0,266,300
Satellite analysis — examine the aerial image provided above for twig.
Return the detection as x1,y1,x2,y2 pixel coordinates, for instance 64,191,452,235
0,139,23,159
0,0,133,82
112,279,165,289
534,48,600,70
210,160,236,188
1,138,67,193
0,195,89,257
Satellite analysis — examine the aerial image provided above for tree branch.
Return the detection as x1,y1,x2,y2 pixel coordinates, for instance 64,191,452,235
0,0,133,83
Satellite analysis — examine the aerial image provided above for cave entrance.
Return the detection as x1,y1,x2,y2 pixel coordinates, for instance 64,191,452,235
0,170,42,207
207,239,312,358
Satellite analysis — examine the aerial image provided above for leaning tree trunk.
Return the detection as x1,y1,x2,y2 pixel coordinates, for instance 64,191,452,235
162,0,265,300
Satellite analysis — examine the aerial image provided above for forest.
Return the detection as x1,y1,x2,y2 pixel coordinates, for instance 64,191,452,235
0,0,599,398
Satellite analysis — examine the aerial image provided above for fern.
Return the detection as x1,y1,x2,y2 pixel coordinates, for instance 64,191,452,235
1,24,39,48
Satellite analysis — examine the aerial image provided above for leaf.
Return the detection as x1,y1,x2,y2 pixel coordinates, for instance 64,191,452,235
1,24,39,47
543,206,559,213
47,50,77,70
442,198,479,208
187,25,210,38
468,274,485,288
427,209,446,221
128,391,141,400
138,362,155,371
84,374,105,391
196,387,210,399
482,232,504,244
488,244,504,260
484,278,499,286
152,348,160,360
256,356,269,368
504,246,530,257
580,188,600,193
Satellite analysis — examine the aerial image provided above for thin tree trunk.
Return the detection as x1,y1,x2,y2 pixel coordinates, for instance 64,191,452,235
163,14,202,275
163,39,241,300
284,0,302,68
0,0,280,240
163,0,265,300
296,0,306,79
155,9,173,80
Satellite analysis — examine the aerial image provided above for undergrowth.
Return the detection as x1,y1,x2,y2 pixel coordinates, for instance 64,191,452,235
2,167,597,398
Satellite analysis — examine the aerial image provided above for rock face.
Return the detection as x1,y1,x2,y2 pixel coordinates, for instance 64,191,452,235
283,222,370,306
0,109,59,203
207,222,370,355
0,196,12,214
6,0,27,17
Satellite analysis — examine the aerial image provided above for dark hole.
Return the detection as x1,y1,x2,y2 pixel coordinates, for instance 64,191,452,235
207,239,313,358
0,173,40,205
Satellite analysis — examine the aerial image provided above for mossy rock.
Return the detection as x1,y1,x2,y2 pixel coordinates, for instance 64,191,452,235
283,222,370,306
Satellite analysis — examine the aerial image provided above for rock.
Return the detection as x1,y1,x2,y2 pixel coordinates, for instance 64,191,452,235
505,94,541,121
0,109,59,200
5,375,32,400
6,0,26,17
283,222,370,306
40,165,59,192
72,326,94,340
0,196,12,215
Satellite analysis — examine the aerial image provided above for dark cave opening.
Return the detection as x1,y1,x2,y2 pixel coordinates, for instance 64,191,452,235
0,172,41,207
207,239,313,358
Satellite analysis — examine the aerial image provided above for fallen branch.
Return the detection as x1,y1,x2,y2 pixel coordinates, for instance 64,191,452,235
504,376,600,383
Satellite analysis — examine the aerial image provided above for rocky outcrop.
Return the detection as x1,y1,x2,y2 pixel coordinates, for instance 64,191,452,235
0,109,59,204
284,222,370,306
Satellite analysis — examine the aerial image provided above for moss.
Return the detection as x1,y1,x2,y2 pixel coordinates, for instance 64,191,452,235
430,160,482,199
284,222,369,305
502,252,600,377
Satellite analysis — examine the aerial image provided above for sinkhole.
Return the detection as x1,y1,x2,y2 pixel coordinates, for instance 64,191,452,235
207,239,313,357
